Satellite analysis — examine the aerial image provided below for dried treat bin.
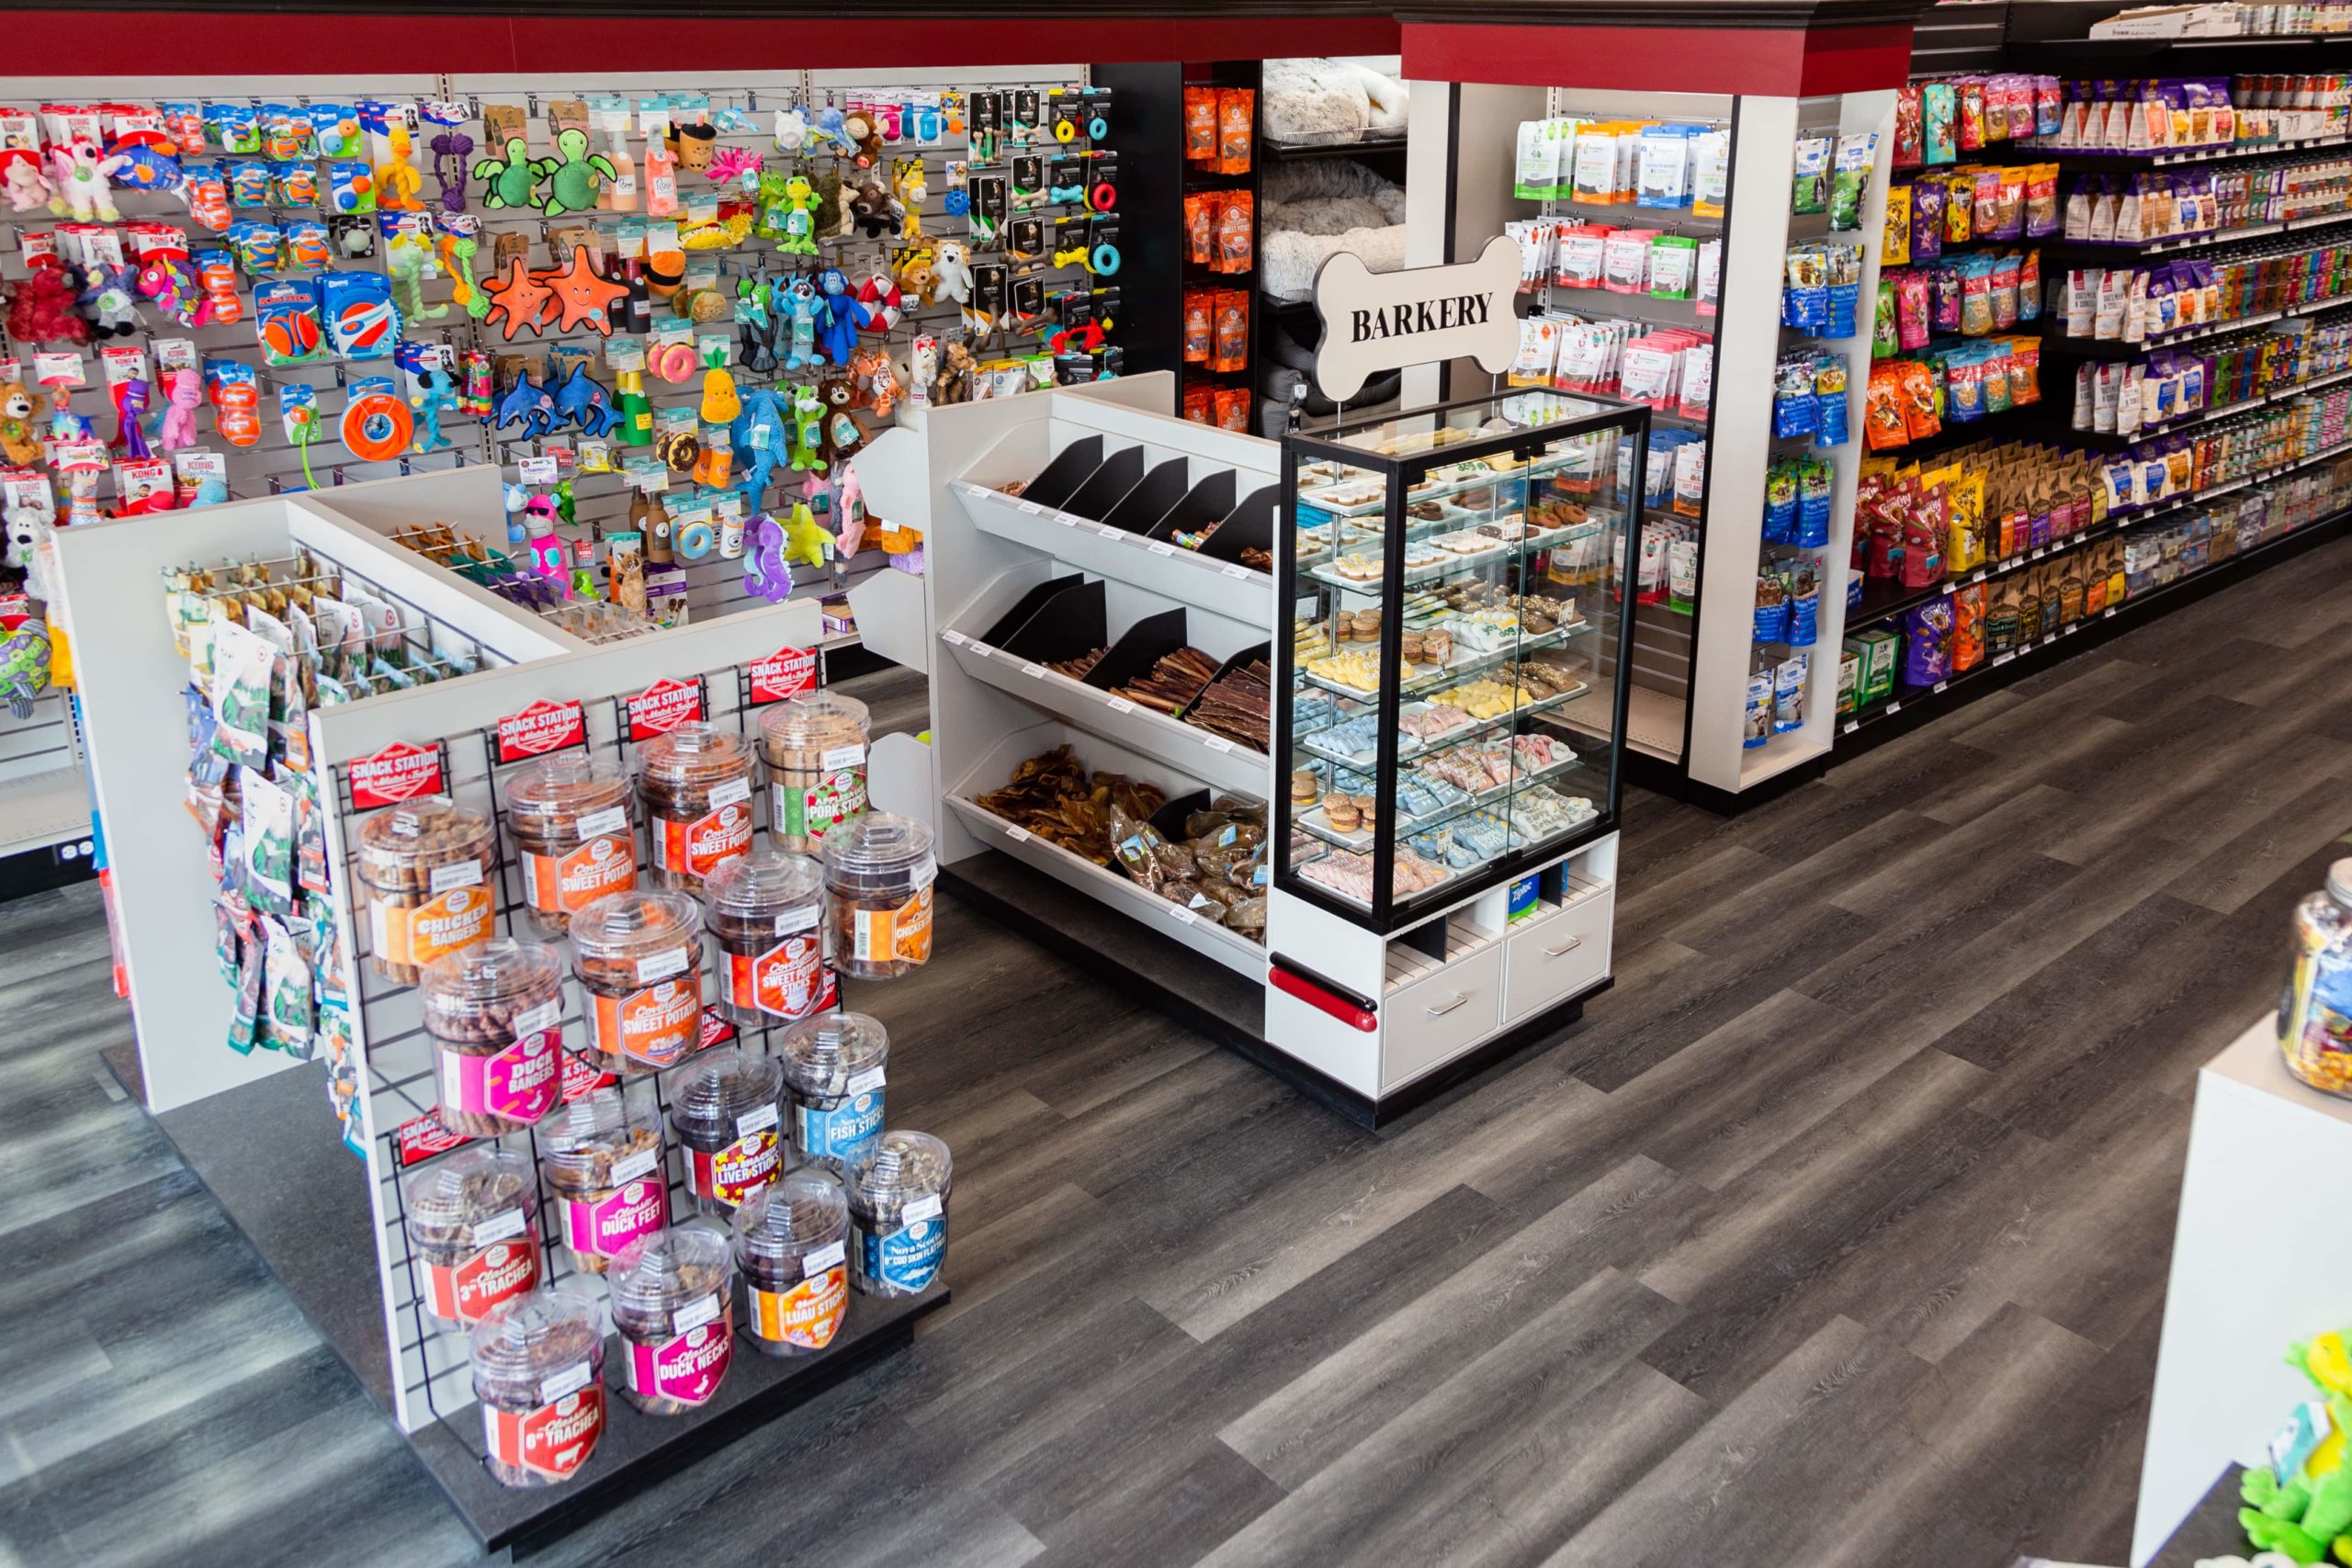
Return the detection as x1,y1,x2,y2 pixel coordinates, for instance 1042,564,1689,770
571,889,705,1073
734,1168,853,1357
506,756,638,938
539,1085,669,1274
357,795,498,985
607,1227,734,1416
759,690,870,854
638,722,759,894
405,1147,540,1329
422,939,566,1136
821,812,936,980
846,1129,951,1298
471,1288,606,1489
704,847,834,1026
671,1047,787,1217
778,1011,888,1172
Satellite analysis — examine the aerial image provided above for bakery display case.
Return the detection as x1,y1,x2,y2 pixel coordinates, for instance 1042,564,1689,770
1275,389,1645,932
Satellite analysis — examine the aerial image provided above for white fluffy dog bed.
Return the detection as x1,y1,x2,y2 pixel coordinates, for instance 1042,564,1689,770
1261,156,1409,303
1261,57,1409,147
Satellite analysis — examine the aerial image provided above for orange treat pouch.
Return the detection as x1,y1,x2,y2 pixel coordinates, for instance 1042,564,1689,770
1217,88,1255,174
1183,88,1217,161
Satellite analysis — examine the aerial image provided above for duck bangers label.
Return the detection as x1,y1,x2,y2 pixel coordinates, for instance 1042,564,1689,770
484,1385,604,1483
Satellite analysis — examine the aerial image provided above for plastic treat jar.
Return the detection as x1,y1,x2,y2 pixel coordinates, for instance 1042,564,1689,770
570,889,704,1073
471,1289,606,1488
733,1168,853,1357
846,1129,951,1299
538,1086,669,1275
607,1227,735,1416
703,847,833,1026
778,1010,888,1172
758,689,870,853
821,812,936,980
505,756,638,938
421,939,566,1136
357,795,498,985
670,1047,787,1217
638,722,759,895
404,1147,540,1329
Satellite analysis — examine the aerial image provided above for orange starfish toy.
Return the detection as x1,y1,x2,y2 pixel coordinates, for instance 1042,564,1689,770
541,245,628,335
481,257,557,342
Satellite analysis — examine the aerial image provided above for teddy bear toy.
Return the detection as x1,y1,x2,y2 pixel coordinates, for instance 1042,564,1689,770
840,108,884,168
849,180,903,240
935,341,978,405
0,381,40,465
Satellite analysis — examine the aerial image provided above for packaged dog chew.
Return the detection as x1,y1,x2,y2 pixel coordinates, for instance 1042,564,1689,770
1216,89,1254,174
1183,89,1216,162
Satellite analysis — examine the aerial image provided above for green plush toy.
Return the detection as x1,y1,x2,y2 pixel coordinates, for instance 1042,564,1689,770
2240,1333,2352,1564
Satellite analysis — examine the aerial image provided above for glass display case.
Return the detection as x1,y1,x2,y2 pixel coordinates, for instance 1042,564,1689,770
1275,388,1645,932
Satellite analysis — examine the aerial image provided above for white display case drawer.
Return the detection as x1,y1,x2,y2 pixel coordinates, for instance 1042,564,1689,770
1381,943,1503,1091
1501,885,1612,1023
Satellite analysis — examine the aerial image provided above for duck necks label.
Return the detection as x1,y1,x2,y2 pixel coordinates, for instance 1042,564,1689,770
424,1235,540,1324
660,800,752,879
590,978,701,1067
797,1090,883,1168
483,1384,604,1483
626,1310,732,1406
726,934,836,1021
523,832,637,916
561,1177,667,1260
441,1027,563,1124
688,1128,782,1209
748,1265,848,1350
860,1215,945,1293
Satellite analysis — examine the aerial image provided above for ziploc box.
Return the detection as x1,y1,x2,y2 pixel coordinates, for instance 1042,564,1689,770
1848,628,1900,705
1507,874,1542,922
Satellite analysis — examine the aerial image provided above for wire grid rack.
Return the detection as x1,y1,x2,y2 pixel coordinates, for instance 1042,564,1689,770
336,645,865,1444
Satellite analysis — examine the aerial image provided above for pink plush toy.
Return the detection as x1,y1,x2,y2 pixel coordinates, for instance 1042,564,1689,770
154,367,201,452
50,140,128,222
3,156,53,214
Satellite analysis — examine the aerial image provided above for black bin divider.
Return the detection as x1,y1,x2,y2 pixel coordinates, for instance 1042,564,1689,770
1145,469,1238,542
1100,457,1193,535
1082,607,1192,699
1176,639,1273,730
1192,483,1279,569
1064,446,1147,523
1147,789,1213,841
997,581,1110,667
1019,435,1105,512
978,571,1085,646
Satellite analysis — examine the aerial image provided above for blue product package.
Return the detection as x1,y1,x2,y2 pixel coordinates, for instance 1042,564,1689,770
1762,458,1798,543
1847,570,1864,609
1826,281,1860,338
1754,591,1790,644
1786,583,1819,646
1796,458,1833,547
1815,355,1850,446
1773,357,1818,438
317,272,401,359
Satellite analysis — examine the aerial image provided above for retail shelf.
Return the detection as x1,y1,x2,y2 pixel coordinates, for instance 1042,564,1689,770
1738,732,1828,786
2039,310,2285,358
2048,130,2352,168
2046,209,2352,263
938,628,1272,798
945,795,1266,978
2065,368,2352,447
1295,683,1589,770
1265,133,1408,162
1551,684,1684,762
846,565,928,675
0,765,90,856
954,479,1273,626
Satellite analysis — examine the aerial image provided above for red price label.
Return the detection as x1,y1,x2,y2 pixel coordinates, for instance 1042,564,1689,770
748,646,819,705
626,678,703,741
348,741,445,809
495,698,587,762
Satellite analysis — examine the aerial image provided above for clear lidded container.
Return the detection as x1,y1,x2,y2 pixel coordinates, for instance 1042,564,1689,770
506,756,639,939
2282,857,2352,1095
570,889,705,1073
422,939,566,1137
638,722,759,894
778,1011,888,1172
733,1168,853,1357
538,1085,669,1274
607,1227,734,1416
670,1048,787,1217
357,795,498,985
405,1147,541,1329
704,847,832,1027
758,690,870,854
821,812,936,980
845,1129,951,1299
471,1288,605,1489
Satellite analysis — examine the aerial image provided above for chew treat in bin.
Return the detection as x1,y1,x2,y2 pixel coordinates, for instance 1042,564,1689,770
1186,660,1272,751
1112,646,1218,716
976,745,1164,865
1049,647,1107,678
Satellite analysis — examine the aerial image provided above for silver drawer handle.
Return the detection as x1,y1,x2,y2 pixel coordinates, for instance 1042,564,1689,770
1544,936,1583,956
1425,992,1469,1017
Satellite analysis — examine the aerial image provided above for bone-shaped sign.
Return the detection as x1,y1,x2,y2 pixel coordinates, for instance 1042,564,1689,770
1311,235,1523,403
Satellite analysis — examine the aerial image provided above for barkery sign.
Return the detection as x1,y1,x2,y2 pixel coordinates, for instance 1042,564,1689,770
1310,236,1521,401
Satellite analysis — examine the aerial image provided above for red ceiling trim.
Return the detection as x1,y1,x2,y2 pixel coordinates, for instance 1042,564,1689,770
1401,20,1913,96
0,11,1402,74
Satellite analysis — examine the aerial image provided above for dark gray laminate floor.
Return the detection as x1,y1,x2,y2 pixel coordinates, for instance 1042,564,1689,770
11,539,2352,1568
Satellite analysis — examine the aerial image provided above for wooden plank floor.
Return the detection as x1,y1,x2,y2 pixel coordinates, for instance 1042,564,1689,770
11,538,2352,1568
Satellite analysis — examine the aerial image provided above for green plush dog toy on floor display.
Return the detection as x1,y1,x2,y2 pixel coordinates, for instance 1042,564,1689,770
2237,1332,2352,1563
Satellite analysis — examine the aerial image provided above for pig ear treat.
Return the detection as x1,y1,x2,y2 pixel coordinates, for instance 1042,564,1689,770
1310,235,1521,402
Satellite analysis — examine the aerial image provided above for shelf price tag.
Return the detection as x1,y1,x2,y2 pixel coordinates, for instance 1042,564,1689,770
1932,681,1948,694
1105,697,1135,715
1018,501,1043,514
940,629,967,647
1203,737,1235,753
1148,542,1176,557
1166,903,1197,925
1004,824,1030,843
1222,564,1251,580
2104,606,2119,618
970,643,991,659
1099,526,1126,543
1056,512,1078,526
1841,719,1858,735
1885,700,1903,716
1993,651,2017,666
1021,661,1046,679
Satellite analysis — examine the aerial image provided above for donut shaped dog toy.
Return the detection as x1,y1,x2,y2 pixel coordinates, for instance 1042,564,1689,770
340,392,414,461
1090,242,1122,277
